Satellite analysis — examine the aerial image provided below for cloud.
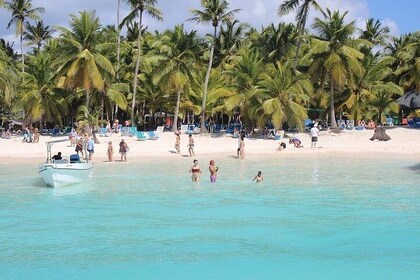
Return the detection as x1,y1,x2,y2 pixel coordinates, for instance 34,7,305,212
381,18,399,37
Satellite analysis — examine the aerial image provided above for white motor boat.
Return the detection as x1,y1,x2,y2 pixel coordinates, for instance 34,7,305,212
39,139,94,187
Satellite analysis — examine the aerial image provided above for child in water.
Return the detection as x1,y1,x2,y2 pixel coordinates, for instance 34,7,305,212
252,171,264,183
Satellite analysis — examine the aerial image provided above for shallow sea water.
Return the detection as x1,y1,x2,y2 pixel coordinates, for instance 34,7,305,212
0,155,419,280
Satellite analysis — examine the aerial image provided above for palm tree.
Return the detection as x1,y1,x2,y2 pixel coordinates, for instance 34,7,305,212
223,48,265,121
23,20,54,50
0,45,18,106
344,54,403,122
188,0,240,133
121,0,162,127
5,0,45,73
278,0,324,71
17,51,64,127
254,61,312,130
249,23,298,63
216,19,249,64
394,32,420,91
152,25,202,131
304,9,368,128
55,11,115,109
359,18,390,47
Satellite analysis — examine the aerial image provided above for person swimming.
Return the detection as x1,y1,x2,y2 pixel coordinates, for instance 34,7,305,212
252,171,264,183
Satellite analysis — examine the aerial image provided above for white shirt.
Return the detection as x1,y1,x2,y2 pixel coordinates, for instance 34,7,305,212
310,127,319,137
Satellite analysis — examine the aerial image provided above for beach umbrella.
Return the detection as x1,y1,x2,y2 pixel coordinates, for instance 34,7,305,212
397,91,420,109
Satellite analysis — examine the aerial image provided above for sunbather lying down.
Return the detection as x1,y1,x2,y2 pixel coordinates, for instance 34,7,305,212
289,138,303,148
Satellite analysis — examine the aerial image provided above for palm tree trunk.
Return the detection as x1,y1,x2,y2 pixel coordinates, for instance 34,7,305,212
131,10,143,127
292,6,308,72
173,89,181,132
330,74,337,129
200,26,217,133
20,33,25,74
115,0,121,117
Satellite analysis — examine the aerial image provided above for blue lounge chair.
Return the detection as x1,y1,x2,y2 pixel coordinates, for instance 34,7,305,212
337,120,346,130
99,127,111,137
346,120,354,130
382,117,393,126
148,131,159,140
120,126,130,136
51,127,60,136
136,131,147,141
213,124,222,133
129,126,137,137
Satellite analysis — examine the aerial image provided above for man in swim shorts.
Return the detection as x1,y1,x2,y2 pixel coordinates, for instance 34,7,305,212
209,160,218,182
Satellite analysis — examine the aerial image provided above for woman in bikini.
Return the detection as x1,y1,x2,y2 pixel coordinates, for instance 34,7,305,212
174,131,180,154
209,160,218,182
188,134,195,157
252,171,264,183
190,159,202,182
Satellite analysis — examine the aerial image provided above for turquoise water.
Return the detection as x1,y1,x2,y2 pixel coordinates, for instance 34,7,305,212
1,156,419,280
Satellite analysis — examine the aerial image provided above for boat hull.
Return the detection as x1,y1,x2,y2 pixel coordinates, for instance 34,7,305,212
39,163,94,187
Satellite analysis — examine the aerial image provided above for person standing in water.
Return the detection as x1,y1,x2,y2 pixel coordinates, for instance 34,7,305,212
174,131,180,154
209,160,219,182
190,159,202,182
188,134,195,157
252,171,264,183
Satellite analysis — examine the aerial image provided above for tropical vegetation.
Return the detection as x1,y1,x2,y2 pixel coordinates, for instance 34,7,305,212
0,0,418,133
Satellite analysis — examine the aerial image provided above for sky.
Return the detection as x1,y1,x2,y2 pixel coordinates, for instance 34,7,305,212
0,0,419,52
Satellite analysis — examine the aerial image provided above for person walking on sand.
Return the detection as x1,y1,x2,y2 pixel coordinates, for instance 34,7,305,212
252,171,264,183
310,124,319,148
119,139,129,162
175,131,181,154
188,134,195,157
107,141,114,162
239,135,245,159
190,159,202,182
209,160,219,182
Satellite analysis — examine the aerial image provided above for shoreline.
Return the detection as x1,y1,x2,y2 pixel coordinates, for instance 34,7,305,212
1,127,419,165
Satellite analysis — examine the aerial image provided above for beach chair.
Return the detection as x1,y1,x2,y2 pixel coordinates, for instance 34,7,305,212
120,126,130,136
213,124,222,133
337,120,346,130
382,117,393,126
136,131,147,141
147,131,159,140
51,127,60,136
129,126,137,137
99,127,111,137
180,125,189,134
346,120,354,130
155,126,164,136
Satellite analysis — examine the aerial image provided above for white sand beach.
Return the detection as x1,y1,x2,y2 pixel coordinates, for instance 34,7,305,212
1,127,419,164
